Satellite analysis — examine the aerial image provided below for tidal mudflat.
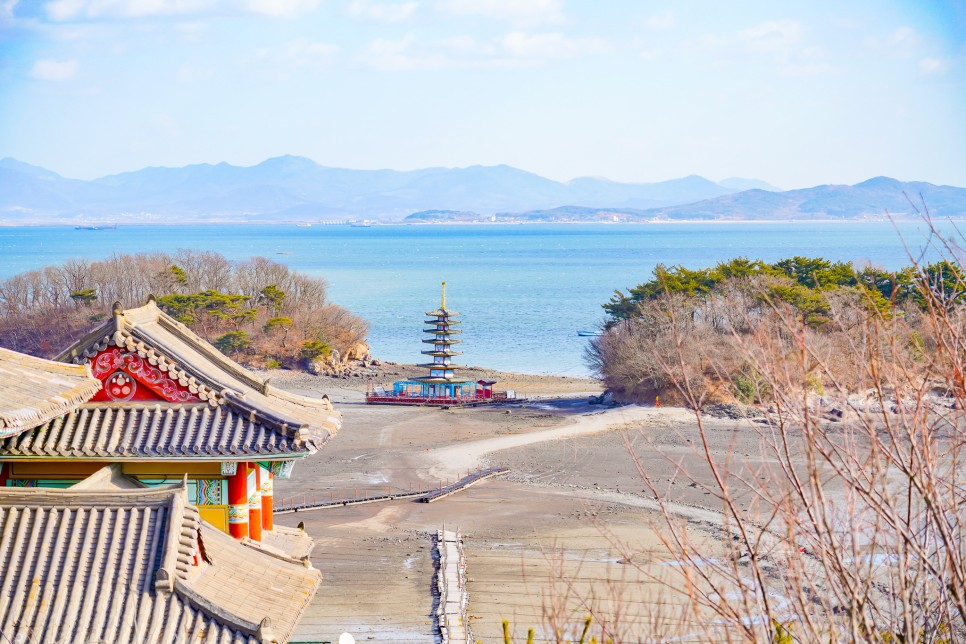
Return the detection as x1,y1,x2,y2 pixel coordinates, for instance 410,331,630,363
269,369,784,642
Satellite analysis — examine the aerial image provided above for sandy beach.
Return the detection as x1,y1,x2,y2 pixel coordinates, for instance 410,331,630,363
261,369,773,643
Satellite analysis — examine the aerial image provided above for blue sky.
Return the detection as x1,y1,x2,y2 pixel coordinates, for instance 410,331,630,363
0,0,963,188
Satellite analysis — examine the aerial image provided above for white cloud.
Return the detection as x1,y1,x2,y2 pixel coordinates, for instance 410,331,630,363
780,62,835,77
645,10,673,31
249,38,338,77
864,26,920,58
684,20,839,76
43,0,319,20
347,0,416,22
740,19,804,55
501,31,607,59
1,0,19,19
364,34,441,70
436,0,562,26
175,61,214,82
30,58,79,80
45,0,216,20
363,30,607,70
246,0,321,18
919,57,946,75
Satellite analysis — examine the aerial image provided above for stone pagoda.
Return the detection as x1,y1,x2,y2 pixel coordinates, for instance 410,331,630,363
367,283,499,405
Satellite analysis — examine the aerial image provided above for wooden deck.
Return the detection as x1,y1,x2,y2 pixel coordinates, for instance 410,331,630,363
275,467,509,513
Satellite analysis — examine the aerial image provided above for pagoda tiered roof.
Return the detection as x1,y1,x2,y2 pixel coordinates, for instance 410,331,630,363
410,376,477,384
0,467,321,643
0,300,341,461
420,350,462,357
425,308,459,317
0,347,101,439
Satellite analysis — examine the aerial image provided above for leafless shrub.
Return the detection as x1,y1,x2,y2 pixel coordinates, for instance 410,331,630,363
592,218,966,641
0,250,367,366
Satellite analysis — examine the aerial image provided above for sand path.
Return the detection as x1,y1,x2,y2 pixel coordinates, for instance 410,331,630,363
425,404,694,476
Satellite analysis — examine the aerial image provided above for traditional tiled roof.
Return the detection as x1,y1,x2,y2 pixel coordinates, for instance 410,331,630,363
0,469,321,643
0,346,101,439
12,299,344,460
1,403,322,459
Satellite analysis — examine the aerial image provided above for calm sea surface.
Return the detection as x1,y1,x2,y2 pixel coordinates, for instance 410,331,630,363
0,223,948,376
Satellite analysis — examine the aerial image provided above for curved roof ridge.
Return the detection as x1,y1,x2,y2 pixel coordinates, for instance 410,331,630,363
52,299,341,445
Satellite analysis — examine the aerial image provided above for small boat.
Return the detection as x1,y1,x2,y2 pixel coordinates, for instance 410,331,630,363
577,330,599,337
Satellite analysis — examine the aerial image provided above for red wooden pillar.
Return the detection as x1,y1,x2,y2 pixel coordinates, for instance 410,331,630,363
248,463,262,542
227,462,249,540
0,463,8,487
261,466,274,532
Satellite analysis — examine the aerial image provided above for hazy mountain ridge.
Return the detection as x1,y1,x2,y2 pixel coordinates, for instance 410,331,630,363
0,156,962,223
0,156,740,222
640,178,966,221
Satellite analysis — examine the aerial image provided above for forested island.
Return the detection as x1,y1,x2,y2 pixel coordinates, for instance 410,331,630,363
590,254,963,404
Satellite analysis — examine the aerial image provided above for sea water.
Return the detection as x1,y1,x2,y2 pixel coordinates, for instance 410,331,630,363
0,222,950,375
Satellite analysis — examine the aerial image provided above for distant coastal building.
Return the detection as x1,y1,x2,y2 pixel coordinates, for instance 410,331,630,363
0,299,342,546
366,283,503,406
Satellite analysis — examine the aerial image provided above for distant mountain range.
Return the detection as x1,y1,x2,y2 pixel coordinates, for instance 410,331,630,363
0,155,962,224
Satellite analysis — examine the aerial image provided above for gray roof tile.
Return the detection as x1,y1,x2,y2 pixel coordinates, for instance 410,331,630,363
0,347,101,439
0,469,321,643
0,403,318,459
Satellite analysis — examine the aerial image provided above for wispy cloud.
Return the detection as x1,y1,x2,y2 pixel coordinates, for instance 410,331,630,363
501,31,607,59
248,38,338,78
739,19,804,57
436,0,562,26
175,61,214,82
30,58,79,80
645,10,673,31
919,57,946,75
363,30,607,70
45,0,217,21
687,19,838,76
864,26,920,58
1,0,19,19
42,0,320,20
245,0,321,18
347,0,417,22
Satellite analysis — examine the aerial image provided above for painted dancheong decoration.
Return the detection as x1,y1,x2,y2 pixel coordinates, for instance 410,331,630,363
366,282,509,406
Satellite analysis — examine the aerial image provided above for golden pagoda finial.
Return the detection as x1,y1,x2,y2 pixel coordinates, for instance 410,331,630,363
441,281,447,311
